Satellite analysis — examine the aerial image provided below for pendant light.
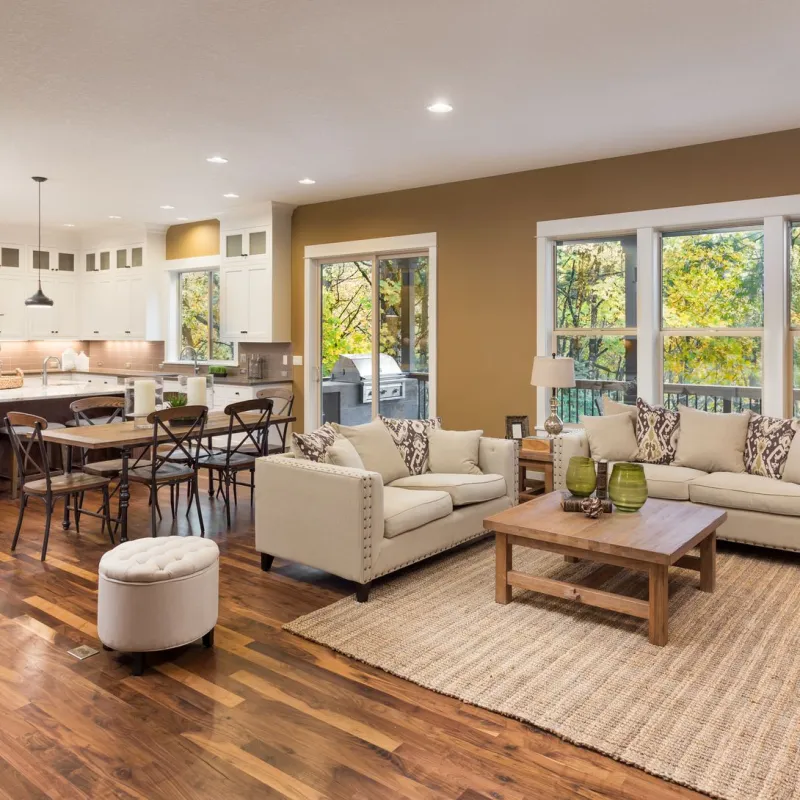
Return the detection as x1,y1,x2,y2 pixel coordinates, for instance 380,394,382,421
25,176,54,308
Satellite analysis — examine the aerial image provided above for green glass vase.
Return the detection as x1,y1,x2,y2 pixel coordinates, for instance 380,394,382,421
608,462,648,512
565,456,597,498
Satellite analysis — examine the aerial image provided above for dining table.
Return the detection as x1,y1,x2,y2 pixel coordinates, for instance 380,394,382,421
41,411,296,543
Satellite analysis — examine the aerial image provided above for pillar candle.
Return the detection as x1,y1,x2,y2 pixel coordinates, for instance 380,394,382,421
186,376,207,406
133,379,156,416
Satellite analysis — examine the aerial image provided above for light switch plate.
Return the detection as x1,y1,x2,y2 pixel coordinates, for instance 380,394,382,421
292,355,303,366
282,355,288,365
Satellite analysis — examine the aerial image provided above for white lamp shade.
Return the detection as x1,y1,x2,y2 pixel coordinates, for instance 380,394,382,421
531,356,575,388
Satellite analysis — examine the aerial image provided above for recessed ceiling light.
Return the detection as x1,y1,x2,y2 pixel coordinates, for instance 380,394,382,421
427,101,453,113
160,204,175,210
177,217,189,221
298,178,316,185
206,156,228,164
108,215,122,219
223,193,239,198
63,223,75,227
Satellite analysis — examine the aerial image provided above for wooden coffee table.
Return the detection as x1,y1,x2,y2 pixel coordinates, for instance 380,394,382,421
485,493,727,646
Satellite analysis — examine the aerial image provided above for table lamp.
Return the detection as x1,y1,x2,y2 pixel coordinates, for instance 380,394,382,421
531,353,575,436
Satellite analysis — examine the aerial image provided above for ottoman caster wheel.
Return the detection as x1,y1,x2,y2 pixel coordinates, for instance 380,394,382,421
202,628,215,648
102,644,112,651
132,653,146,676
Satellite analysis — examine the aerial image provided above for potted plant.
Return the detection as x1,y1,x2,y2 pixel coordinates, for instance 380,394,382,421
165,392,196,426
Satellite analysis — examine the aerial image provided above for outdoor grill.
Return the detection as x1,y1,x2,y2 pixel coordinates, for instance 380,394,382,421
322,353,422,425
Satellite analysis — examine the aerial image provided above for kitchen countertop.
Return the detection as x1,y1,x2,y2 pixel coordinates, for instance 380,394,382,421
0,383,125,403
20,368,180,379
210,376,293,386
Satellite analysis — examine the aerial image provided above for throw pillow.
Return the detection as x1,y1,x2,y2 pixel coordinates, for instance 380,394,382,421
291,422,336,462
580,413,638,462
379,416,440,475
428,429,483,475
327,436,366,470
781,434,800,484
673,406,750,473
333,419,410,484
744,414,797,479
635,399,680,465
602,396,637,421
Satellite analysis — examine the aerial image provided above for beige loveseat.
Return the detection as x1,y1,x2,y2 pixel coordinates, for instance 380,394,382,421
254,437,518,600
553,432,800,552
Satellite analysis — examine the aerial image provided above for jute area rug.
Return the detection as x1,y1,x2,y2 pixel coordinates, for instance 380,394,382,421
285,540,800,800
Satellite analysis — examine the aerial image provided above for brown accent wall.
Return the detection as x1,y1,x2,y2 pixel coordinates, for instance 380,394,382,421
166,219,220,259
292,128,800,435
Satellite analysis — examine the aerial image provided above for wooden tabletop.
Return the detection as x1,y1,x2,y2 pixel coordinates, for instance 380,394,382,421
484,492,727,565
40,412,296,450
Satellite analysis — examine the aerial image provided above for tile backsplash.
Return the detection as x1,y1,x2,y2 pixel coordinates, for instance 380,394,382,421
1,340,293,380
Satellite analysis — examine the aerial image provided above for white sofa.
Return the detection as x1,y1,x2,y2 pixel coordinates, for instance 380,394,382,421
254,437,518,600
553,431,800,552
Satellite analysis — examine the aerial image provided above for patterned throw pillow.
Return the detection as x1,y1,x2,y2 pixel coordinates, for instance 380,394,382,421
292,422,337,462
379,416,441,475
635,399,680,465
745,414,797,479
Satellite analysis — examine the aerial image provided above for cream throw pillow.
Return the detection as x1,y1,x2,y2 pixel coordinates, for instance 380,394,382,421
327,436,366,470
782,435,800,484
333,419,409,484
602,397,637,420
428,429,483,475
581,413,638,462
673,406,749,473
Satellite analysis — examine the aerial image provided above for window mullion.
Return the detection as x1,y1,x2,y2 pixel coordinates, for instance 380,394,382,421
636,227,659,404
762,215,789,417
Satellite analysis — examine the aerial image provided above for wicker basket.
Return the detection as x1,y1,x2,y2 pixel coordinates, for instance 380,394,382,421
0,369,24,390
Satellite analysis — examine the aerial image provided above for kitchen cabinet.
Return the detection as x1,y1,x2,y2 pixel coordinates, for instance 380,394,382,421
0,243,24,274
220,264,273,341
32,248,77,274
0,278,30,339
115,244,143,270
223,226,270,264
112,274,145,338
26,280,79,339
82,278,114,339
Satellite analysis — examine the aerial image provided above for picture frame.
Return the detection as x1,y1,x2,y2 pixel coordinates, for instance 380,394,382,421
505,415,530,441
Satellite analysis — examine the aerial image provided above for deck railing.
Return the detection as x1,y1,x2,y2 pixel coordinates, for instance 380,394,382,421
558,380,766,422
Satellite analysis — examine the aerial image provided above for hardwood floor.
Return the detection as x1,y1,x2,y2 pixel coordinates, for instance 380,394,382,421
0,482,704,800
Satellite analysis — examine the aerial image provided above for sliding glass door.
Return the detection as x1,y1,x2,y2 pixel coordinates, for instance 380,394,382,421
315,251,432,426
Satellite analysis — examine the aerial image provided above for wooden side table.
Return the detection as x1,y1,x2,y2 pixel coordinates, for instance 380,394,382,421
518,447,554,502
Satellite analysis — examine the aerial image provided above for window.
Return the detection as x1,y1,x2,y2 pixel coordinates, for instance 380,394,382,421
554,236,637,421
178,270,234,362
661,227,763,413
791,224,800,415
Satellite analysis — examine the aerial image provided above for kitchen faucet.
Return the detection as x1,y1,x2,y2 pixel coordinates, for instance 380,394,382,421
180,346,200,375
42,355,61,387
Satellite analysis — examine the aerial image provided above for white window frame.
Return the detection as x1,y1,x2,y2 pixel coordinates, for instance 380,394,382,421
303,233,437,429
165,255,238,366
537,195,800,428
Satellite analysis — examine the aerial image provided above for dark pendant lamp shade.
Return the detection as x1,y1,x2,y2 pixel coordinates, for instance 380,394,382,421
25,176,54,308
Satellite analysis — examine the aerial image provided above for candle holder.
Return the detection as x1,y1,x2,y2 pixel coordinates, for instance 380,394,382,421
125,376,165,429
179,374,213,408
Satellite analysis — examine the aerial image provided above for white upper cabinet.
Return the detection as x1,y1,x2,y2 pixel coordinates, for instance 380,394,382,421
0,278,30,339
223,225,271,264
115,243,144,270
219,203,291,342
0,243,25,275
31,248,77,275
112,273,145,338
27,280,79,339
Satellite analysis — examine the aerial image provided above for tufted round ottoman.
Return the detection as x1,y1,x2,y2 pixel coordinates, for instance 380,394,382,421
97,537,219,675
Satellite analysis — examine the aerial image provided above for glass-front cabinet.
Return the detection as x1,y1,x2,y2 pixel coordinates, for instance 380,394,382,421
115,244,144,269
0,243,24,273
223,226,270,263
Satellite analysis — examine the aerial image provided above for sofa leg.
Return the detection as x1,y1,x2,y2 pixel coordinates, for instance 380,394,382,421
356,581,372,603
131,652,146,676
260,553,274,572
202,628,215,648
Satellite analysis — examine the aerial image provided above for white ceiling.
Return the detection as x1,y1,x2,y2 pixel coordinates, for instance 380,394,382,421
1,0,799,230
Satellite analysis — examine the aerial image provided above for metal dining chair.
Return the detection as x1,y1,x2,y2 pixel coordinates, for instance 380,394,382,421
128,406,208,537
5,412,114,561
254,387,294,455
196,398,273,527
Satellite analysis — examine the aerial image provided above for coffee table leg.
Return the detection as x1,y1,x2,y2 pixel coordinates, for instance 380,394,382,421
699,531,716,592
648,565,669,646
495,532,512,604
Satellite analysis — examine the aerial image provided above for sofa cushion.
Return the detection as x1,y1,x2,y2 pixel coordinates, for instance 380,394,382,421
389,473,506,507
327,436,365,470
333,419,410,484
292,423,336,462
383,487,453,538
688,472,800,517
582,413,638,462
635,399,680,465
635,463,707,501
782,434,800,485
744,413,797,479
428,429,483,475
602,397,637,420
673,406,749,474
